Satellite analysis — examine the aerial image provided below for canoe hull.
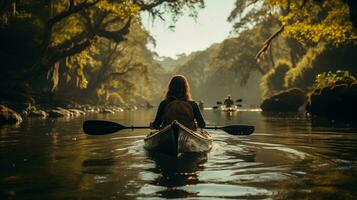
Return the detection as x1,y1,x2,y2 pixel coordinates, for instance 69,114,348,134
144,121,212,156
220,105,238,112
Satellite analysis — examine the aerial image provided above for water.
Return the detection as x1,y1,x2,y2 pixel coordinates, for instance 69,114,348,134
1,110,357,199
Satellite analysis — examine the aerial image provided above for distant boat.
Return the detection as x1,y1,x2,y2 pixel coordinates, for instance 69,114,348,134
219,105,238,112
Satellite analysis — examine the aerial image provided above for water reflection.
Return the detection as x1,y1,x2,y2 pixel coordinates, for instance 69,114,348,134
140,152,207,198
1,110,357,199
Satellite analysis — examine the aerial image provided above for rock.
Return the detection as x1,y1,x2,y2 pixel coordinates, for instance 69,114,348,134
260,88,306,112
100,109,115,114
350,80,357,91
68,109,86,116
47,109,66,117
306,82,357,117
55,107,72,116
28,110,48,118
0,105,23,125
47,107,72,118
21,110,28,116
107,106,124,112
115,107,124,112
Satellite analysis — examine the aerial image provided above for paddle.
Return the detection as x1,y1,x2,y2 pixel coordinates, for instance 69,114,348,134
83,120,254,136
235,99,243,107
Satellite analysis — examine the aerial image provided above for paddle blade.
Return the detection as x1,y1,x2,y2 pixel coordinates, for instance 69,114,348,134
221,125,254,135
235,99,242,103
216,101,222,105
83,120,125,135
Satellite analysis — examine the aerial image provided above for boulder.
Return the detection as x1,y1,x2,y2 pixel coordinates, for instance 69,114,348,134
47,109,66,117
0,105,23,125
306,81,357,117
68,109,86,116
261,88,306,112
56,107,72,116
100,109,115,114
28,110,48,118
47,107,72,118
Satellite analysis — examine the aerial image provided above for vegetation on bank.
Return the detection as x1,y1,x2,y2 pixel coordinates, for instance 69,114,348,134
0,0,204,110
261,60,292,99
0,0,356,119
227,0,356,115
306,70,357,117
166,0,356,114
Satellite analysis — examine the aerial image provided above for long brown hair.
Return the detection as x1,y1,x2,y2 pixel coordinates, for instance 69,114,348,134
165,75,192,101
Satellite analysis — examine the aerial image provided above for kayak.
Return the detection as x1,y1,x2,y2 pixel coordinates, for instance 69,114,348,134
220,105,238,112
144,120,213,157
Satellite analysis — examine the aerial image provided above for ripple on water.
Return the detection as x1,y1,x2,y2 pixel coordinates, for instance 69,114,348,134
180,183,272,198
262,147,309,160
136,183,272,199
198,170,293,183
2,111,357,200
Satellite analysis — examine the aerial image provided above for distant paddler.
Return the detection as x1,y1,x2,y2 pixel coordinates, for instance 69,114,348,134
224,95,234,108
217,95,241,112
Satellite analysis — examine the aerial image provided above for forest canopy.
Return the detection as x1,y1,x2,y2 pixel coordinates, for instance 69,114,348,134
0,0,204,106
0,0,356,108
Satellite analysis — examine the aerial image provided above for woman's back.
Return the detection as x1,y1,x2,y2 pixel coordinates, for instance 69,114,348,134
152,99,205,129
162,100,195,129
151,75,206,130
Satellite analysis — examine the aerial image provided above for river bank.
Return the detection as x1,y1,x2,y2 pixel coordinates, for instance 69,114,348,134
0,102,143,125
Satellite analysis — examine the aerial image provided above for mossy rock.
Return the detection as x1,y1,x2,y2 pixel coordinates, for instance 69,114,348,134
307,82,357,117
260,88,306,112
0,105,23,125
350,81,357,91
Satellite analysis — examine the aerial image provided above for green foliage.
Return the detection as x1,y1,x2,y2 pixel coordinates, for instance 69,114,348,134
284,43,357,90
273,0,356,46
284,43,326,89
157,53,194,72
0,0,205,105
231,0,357,46
260,60,291,98
212,18,291,83
175,44,220,93
228,0,271,33
311,70,356,90
170,18,290,103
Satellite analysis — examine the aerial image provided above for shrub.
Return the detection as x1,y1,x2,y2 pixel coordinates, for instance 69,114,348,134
311,70,356,91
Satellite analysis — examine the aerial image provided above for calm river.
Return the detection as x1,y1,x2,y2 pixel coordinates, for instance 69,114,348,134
1,109,357,199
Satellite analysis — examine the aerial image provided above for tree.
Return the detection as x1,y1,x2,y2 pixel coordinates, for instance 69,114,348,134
0,0,204,104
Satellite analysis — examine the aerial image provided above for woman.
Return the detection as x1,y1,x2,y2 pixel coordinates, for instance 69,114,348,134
151,75,205,130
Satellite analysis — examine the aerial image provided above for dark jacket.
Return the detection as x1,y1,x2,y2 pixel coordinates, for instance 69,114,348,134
152,99,205,129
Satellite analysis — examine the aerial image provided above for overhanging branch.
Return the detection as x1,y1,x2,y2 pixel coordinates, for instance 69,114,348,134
136,0,176,11
255,24,284,61
95,17,131,42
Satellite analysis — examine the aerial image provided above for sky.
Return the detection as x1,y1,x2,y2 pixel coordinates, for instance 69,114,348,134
141,0,235,58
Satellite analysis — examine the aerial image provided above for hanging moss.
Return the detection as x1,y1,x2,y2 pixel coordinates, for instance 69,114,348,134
284,43,357,90
261,60,292,98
